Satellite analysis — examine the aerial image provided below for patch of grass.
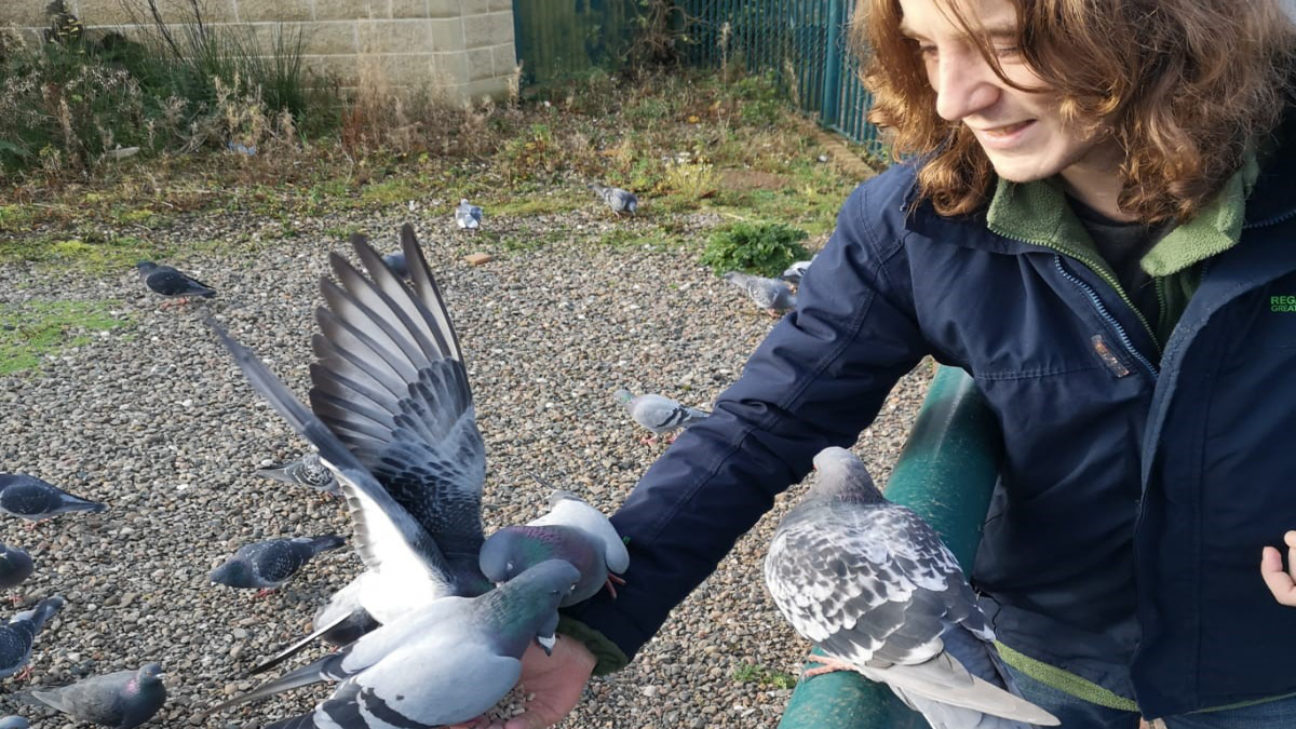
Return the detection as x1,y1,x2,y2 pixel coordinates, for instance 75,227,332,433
0,299,131,376
732,662,797,690
0,232,166,273
490,191,587,217
700,221,810,277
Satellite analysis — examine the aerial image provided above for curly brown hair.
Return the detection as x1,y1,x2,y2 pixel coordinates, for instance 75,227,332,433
855,0,1296,222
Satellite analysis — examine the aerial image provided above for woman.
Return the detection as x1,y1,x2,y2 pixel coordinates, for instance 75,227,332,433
471,1,1296,727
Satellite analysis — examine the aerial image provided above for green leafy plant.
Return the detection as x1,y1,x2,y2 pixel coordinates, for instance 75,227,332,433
732,662,798,689
700,221,810,277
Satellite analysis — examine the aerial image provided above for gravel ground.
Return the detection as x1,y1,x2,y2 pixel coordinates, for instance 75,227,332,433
0,201,932,728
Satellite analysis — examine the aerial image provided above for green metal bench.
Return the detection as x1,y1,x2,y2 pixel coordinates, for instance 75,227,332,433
776,365,1003,729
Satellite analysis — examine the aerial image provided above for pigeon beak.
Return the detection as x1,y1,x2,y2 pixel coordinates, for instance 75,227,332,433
537,633,557,656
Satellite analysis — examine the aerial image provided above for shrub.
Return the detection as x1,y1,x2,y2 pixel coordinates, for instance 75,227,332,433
700,221,809,277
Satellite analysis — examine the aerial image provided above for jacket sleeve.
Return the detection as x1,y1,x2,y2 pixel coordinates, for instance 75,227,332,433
562,176,930,670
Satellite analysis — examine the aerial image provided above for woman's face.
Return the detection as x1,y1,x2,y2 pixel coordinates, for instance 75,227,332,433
898,0,1119,189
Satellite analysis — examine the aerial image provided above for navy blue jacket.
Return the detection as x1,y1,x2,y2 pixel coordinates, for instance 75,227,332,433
568,125,1296,718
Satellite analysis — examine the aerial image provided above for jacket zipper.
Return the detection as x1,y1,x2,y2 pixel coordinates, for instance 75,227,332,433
1052,256,1160,379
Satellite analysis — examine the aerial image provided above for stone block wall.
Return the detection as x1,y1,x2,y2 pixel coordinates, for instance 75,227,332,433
0,0,519,104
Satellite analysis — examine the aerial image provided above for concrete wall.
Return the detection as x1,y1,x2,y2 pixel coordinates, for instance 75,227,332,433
0,0,519,104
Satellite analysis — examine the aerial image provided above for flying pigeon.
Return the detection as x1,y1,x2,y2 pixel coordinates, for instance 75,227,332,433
455,199,483,230
780,256,817,285
210,535,346,596
722,270,797,316
0,474,106,524
0,545,33,603
0,595,64,680
480,490,628,606
764,447,1059,729
0,716,28,729
614,388,709,443
31,662,166,729
134,261,215,307
380,251,410,280
589,183,638,216
211,224,496,671
208,559,580,728
256,452,342,497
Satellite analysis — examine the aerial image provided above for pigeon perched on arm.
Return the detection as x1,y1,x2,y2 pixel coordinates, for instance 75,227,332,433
134,261,215,307
0,715,28,728
255,452,341,497
31,662,166,729
0,545,33,595
588,183,638,216
764,447,1059,729
480,490,629,606
722,270,797,316
0,595,64,680
210,535,346,596
208,560,580,729
0,474,106,524
455,199,483,230
614,388,709,444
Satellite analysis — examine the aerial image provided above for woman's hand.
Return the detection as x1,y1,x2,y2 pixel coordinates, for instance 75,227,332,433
1260,530,1296,606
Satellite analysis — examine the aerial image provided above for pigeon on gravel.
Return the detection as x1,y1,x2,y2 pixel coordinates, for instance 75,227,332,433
480,490,629,606
210,535,346,595
208,560,580,729
0,716,28,728
0,545,33,591
614,388,709,443
0,474,106,523
722,270,797,316
31,662,166,729
780,256,817,285
212,224,498,671
764,447,1059,729
134,261,215,306
0,596,64,680
589,182,638,216
256,452,342,497
455,199,483,230
380,251,410,280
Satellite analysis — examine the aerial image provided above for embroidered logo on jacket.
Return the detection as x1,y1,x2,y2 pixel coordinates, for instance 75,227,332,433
1273,296,1296,313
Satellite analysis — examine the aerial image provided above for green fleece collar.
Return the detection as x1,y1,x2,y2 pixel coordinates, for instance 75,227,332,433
1141,155,1258,276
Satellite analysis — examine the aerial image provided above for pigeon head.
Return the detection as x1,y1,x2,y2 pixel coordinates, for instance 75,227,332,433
134,261,158,274
210,560,253,587
136,662,165,685
810,447,882,503
486,560,580,658
613,388,634,406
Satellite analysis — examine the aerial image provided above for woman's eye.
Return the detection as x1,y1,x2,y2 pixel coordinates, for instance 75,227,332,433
993,44,1021,58
918,45,938,59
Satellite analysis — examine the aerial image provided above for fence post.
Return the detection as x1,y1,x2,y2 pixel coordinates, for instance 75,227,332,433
819,0,845,127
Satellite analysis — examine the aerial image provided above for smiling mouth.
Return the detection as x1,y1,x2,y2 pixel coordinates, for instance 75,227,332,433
981,121,1034,138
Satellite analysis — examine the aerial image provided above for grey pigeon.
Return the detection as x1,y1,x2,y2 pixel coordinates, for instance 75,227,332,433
0,545,33,592
31,662,166,729
255,452,342,497
480,490,629,607
722,270,797,315
780,256,817,285
614,388,709,443
0,716,28,729
212,224,495,673
210,535,346,595
134,261,215,304
0,595,64,680
0,474,106,523
455,199,483,230
380,251,409,280
208,560,580,728
589,183,638,215
764,447,1059,729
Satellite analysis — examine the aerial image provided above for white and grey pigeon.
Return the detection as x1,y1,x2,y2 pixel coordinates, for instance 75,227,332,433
764,447,1059,729
31,662,166,729
210,535,346,596
780,255,818,285
0,716,28,728
614,388,709,443
455,198,483,230
589,182,638,216
722,270,797,316
212,223,496,674
0,595,64,680
0,545,33,594
480,490,629,606
0,474,106,523
207,559,580,729
134,261,215,305
256,452,342,497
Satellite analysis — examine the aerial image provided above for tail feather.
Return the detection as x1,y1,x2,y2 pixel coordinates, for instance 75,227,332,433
248,609,369,676
306,535,347,556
